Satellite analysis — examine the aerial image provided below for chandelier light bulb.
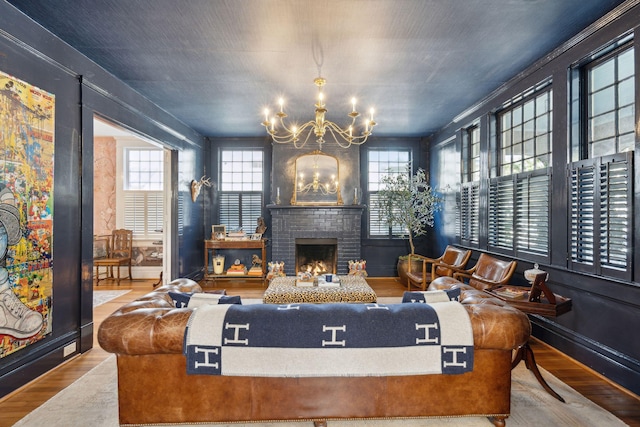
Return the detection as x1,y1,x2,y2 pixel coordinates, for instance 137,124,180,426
278,98,284,113
351,98,357,113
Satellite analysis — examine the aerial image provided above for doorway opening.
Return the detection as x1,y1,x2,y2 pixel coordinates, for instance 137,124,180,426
93,116,172,284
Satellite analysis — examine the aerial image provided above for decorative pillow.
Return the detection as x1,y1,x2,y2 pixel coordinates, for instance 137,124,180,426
402,288,461,303
169,291,242,308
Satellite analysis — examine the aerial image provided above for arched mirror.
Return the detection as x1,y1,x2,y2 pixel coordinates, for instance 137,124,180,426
291,150,343,205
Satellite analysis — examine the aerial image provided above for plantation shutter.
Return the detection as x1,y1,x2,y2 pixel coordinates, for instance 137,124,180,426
219,192,263,231
177,192,184,236
368,192,408,237
368,193,386,236
460,181,480,245
569,152,632,280
488,170,550,260
515,172,549,257
488,177,514,251
124,191,164,238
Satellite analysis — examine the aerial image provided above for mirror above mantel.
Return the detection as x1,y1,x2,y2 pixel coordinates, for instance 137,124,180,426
291,150,344,206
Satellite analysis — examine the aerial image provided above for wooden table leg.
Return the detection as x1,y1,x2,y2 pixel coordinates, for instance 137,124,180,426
513,342,565,402
153,271,163,287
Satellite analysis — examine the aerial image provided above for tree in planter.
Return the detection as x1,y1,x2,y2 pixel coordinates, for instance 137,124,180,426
376,166,442,256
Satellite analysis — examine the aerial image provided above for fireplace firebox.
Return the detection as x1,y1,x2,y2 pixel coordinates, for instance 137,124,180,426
295,238,337,275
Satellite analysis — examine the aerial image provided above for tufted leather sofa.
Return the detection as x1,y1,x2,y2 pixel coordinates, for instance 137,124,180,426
98,278,530,427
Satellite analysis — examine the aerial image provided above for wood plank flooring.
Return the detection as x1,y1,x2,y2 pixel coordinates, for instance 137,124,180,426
0,277,638,427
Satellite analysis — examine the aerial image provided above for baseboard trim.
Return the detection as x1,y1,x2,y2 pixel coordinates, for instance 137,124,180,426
531,316,640,396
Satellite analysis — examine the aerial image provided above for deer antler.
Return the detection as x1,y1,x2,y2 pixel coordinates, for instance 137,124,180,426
199,176,213,188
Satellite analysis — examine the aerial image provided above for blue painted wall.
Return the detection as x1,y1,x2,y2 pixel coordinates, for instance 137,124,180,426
0,1,206,397
427,6,640,395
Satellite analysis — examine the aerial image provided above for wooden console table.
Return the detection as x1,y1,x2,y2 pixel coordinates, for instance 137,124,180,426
204,239,266,283
485,274,572,402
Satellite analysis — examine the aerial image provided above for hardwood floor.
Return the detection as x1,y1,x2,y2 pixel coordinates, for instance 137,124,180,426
0,277,638,426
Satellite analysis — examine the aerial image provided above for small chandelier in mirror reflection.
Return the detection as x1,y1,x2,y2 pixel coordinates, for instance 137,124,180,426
262,77,377,150
297,169,339,195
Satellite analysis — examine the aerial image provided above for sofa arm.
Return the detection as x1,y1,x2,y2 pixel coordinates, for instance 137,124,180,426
98,307,191,355
465,302,530,350
97,278,202,355
429,276,531,351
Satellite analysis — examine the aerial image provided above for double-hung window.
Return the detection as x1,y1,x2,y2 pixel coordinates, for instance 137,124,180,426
123,148,164,239
569,41,634,279
460,125,480,245
489,81,552,259
367,149,411,237
218,150,264,231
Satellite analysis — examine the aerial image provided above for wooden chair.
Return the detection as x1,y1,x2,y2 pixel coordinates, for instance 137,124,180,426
94,229,133,285
452,252,517,291
93,235,111,282
406,246,472,291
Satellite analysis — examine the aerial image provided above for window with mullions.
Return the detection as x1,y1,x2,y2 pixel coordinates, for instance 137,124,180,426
460,125,480,245
463,125,480,183
498,87,552,175
489,84,552,259
585,46,635,158
368,149,411,237
123,148,164,238
125,149,163,190
219,150,264,231
569,41,634,280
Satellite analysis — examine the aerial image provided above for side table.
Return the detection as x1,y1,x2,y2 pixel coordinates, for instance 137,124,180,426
485,273,572,402
204,239,267,284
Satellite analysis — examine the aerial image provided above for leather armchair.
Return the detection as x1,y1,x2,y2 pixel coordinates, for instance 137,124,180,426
406,246,472,291
452,252,517,291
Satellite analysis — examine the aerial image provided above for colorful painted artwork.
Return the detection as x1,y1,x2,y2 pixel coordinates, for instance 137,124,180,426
0,71,54,358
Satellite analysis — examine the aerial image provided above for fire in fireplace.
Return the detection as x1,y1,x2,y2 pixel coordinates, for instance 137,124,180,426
295,238,338,275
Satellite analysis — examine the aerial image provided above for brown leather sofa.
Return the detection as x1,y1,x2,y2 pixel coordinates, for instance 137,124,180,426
98,278,530,427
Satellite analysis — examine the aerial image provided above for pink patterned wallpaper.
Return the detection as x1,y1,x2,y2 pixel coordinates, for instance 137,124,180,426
93,137,116,236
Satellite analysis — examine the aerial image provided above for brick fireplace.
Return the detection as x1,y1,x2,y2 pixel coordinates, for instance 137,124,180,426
268,205,364,275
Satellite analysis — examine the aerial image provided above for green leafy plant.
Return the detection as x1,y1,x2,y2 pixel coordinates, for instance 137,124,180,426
376,166,442,255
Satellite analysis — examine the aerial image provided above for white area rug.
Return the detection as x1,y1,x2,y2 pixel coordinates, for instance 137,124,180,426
13,350,626,427
93,290,132,307
18,295,623,426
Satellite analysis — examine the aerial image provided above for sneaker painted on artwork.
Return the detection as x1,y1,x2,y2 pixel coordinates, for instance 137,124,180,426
0,187,43,339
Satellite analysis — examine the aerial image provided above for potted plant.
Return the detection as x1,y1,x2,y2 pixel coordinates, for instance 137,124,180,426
376,166,442,281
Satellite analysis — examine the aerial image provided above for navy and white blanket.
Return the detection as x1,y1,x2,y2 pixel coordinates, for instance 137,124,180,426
184,302,473,377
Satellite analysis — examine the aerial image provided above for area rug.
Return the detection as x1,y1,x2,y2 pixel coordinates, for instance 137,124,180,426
93,289,132,307
13,352,627,427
